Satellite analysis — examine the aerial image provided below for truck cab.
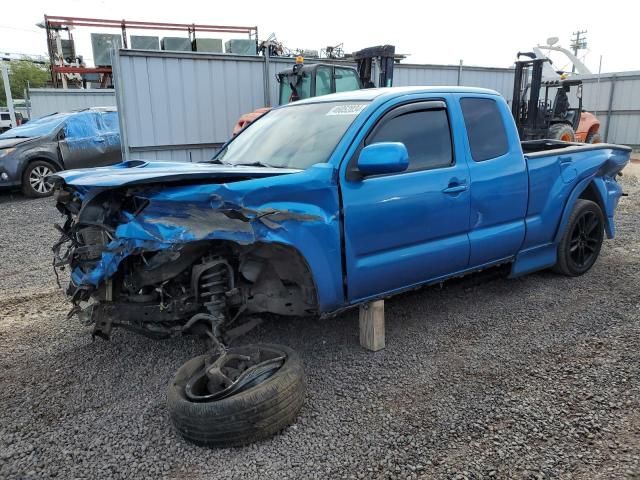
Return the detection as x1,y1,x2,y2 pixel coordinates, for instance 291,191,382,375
277,61,362,104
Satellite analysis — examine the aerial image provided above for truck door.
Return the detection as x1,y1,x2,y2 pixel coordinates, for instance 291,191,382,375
341,99,471,302
458,96,528,266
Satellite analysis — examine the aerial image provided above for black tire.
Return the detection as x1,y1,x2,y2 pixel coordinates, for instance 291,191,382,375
586,131,602,144
554,199,604,276
21,160,57,198
547,123,576,142
168,344,305,447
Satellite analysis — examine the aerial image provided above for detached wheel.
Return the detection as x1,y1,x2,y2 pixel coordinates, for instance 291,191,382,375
22,160,56,197
554,199,604,276
168,344,305,447
548,123,576,142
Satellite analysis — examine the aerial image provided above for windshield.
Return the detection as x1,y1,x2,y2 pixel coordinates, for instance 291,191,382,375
214,101,369,169
0,112,71,139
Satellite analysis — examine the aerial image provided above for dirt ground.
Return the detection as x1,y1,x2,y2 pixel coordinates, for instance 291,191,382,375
0,159,639,479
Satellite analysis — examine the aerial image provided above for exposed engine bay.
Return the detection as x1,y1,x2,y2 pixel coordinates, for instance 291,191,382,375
52,184,318,343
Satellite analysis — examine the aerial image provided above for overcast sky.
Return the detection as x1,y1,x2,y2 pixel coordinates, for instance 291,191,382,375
0,0,635,73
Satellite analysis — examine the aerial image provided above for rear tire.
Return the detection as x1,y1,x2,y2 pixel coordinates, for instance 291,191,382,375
168,344,305,447
548,123,576,142
554,199,604,276
21,160,56,198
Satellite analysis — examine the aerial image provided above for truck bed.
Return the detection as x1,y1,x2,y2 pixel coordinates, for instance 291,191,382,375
520,140,631,258
522,139,632,157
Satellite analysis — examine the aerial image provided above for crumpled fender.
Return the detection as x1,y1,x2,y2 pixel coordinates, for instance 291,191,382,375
70,163,345,313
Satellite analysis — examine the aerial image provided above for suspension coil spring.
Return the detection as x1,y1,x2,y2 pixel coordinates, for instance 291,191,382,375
192,257,234,317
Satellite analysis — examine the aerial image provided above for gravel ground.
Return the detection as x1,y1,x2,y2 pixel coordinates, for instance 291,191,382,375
1,165,639,479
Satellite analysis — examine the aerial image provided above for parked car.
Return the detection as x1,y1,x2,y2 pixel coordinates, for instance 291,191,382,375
0,111,22,132
0,107,120,197
50,87,630,447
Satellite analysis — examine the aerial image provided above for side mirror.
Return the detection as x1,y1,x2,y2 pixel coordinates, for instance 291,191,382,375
357,142,409,177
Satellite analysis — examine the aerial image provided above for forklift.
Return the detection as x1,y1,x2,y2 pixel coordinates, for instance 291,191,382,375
511,52,588,142
233,45,396,134
276,44,396,103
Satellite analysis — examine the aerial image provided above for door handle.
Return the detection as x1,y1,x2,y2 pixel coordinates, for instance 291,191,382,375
442,184,468,194
559,156,573,165
95,137,106,143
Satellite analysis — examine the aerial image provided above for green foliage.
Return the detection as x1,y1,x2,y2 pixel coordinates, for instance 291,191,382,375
0,60,50,107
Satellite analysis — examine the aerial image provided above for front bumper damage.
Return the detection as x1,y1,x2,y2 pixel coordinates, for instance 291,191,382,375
52,166,339,341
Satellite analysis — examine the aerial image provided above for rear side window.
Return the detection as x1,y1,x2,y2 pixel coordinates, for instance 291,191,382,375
98,111,119,133
460,97,509,161
367,108,453,172
335,67,360,93
64,112,100,139
0,113,9,120
316,66,332,96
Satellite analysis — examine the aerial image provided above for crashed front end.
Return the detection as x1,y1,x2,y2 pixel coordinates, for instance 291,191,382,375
51,162,341,341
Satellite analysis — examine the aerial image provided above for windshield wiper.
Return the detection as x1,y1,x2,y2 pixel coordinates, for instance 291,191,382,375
207,159,279,168
235,161,277,168
207,158,232,165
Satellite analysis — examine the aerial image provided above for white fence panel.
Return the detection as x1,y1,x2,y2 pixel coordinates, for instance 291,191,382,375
29,88,116,119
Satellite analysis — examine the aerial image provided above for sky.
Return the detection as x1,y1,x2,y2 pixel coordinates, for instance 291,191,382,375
0,0,636,73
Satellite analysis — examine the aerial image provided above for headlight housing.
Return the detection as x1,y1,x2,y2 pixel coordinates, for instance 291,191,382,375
0,147,16,159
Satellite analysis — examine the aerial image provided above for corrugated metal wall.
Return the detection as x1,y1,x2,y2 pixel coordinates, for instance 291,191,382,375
114,50,264,162
29,88,116,119
111,50,640,162
266,59,515,105
576,71,640,146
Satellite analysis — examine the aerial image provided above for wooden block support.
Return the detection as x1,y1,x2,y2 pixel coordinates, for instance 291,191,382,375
359,300,385,351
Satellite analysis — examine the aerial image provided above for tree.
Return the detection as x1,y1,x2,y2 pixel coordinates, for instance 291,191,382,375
0,60,50,107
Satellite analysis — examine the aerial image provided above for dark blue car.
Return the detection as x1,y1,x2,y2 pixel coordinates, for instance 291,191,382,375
0,107,120,197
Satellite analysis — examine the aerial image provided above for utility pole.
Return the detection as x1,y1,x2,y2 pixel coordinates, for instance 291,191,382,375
1,62,17,127
569,30,588,73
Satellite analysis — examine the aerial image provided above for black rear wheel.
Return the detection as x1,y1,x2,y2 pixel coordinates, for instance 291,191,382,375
554,199,604,276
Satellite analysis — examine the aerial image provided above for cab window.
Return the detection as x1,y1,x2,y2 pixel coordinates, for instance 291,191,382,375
316,66,332,96
335,68,360,93
460,97,509,161
366,106,453,172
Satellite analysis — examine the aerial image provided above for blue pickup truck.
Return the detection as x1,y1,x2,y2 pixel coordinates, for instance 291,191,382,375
51,86,630,446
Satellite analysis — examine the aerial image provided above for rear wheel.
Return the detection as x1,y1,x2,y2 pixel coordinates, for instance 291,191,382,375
554,199,604,276
548,123,576,142
22,160,56,197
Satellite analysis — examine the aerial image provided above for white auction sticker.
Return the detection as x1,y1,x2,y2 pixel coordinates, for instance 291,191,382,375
326,104,367,116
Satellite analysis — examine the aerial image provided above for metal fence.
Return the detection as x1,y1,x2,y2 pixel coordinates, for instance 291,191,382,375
113,49,265,162
28,88,116,119
108,50,640,161
575,71,640,146
113,50,522,162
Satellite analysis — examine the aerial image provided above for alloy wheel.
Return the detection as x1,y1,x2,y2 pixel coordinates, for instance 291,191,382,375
569,211,602,268
29,165,54,194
